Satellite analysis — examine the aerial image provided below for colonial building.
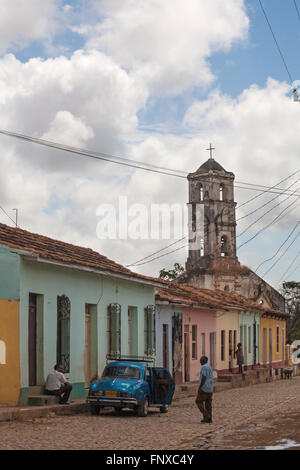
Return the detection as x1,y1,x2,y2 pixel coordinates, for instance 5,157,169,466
0,223,160,406
180,153,285,312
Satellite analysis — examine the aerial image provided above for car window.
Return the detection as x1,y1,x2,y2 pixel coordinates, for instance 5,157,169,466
102,365,141,379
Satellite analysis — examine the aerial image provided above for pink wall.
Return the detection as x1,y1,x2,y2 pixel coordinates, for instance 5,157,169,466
182,307,216,383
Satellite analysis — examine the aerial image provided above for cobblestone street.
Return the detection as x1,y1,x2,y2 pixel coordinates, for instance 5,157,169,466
0,377,299,450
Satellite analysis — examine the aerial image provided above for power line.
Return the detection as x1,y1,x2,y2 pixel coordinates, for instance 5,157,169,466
237,195,300,250
261,227,300,277
277,248,300,284
258,0,294,84
294,0,300,22
237,176,300,222
255,220,300,272
126,236,186,267
0,205,18,226
1,128,300,198
237,183,300,238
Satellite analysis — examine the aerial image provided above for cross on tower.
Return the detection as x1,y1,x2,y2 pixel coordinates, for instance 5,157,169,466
206,143,215,159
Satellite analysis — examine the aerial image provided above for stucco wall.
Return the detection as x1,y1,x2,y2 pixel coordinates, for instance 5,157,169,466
216,309,239,372
260,317,286,365
0,299,20,406
238,311,260,366
155,304,177,373
182,307,216,382
19,257,155,400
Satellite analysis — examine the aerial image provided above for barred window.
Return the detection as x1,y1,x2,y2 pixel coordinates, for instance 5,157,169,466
107,303,121,357
221,330,225,361
192,325,197,359
57,295,71,373
144,305,156,356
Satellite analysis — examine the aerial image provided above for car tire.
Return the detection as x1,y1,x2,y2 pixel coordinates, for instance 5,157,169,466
114,407,123,414
160,405,168,413
137,398,149,417
90,404,101,415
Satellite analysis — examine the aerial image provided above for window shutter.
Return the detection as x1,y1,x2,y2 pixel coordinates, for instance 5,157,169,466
109,303,121,356
145,305,156,356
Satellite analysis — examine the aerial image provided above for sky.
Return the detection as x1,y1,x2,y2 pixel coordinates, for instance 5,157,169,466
0,0,300,290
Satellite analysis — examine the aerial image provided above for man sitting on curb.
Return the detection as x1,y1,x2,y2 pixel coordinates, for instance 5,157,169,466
45,364,72,405
195,356,214,423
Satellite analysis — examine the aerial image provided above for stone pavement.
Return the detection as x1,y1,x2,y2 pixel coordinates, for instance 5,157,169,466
0,376,299,450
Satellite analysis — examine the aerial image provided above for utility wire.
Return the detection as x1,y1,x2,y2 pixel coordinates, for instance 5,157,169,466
261,228,300,277
237,176,300,222
277,248,300,284
255,220,300,272
0,205,18,226
259,0,293,84
237,183,300,238
238,196,300,250
1,128,300,198
294,0,300,22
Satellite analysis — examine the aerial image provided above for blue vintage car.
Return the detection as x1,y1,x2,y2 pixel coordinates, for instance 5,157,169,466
86,360,175,417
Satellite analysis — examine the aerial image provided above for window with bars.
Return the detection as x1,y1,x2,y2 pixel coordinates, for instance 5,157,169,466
57,295,71,373
192,325,197,359
144,305,156,356
107,303,121,357
276,326,279,353
201,333,206,356
221,330,225,361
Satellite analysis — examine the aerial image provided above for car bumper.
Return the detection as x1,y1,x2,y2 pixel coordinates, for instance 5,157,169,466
87,397,138,407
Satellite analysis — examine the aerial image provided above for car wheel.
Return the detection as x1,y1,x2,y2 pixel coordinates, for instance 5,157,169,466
90,404,101,415
160,405,168,413
137,398,149,417
114,407,123,414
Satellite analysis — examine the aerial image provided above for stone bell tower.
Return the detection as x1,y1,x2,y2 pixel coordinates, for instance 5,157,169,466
185,145,241,291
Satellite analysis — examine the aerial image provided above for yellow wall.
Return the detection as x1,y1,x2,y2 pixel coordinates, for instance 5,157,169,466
260,316,286,365
0,299,20,405
216,309,239,372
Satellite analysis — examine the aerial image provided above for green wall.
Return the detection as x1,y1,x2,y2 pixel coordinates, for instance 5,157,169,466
19,257,155,399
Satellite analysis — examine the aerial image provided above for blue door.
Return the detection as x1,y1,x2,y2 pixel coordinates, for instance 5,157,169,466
150,367,175,404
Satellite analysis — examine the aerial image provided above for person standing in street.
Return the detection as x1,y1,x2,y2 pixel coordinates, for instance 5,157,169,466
45,364,72,404
195,356,214,423
235,343,244,374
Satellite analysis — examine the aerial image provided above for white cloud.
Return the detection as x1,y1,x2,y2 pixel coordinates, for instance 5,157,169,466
78,0,249,95
0,0,62,53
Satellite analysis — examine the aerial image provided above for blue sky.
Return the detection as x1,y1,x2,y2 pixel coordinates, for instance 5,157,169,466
0,0,300,289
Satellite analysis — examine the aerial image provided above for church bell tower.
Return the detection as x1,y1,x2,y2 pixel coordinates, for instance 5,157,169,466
185,145,240,290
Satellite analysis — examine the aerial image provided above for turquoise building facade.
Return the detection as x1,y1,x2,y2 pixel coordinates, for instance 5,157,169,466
238,310,261,367
0,223,159,405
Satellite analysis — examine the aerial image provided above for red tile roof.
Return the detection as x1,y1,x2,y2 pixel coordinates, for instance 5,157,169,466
156,281,289,319
0,222,161,286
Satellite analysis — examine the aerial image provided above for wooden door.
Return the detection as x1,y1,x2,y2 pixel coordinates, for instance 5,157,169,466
184,326,190,382
263,328,267,365
269,328,272,366
210,332,216,369
84,306,91,387
28,294,37,386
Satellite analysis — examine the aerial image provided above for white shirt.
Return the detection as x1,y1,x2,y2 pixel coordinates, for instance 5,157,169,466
45,370,67,391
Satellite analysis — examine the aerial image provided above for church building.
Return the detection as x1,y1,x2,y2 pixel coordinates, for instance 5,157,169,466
180,148,285,312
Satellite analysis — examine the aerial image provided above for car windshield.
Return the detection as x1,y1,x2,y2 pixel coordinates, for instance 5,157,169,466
102,366,141,379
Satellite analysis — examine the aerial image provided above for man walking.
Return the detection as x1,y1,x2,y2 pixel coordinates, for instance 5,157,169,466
195,356,214,423
45,364,72,404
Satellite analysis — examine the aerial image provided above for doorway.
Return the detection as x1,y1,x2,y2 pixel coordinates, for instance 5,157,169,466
163,324,169,369
184,325,190,382
28,294,37,386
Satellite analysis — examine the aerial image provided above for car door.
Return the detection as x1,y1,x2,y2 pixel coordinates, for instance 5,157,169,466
150,367,175,405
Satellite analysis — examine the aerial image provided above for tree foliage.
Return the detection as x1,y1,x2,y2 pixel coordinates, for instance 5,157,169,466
159,263,185,281
281,281,300,343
